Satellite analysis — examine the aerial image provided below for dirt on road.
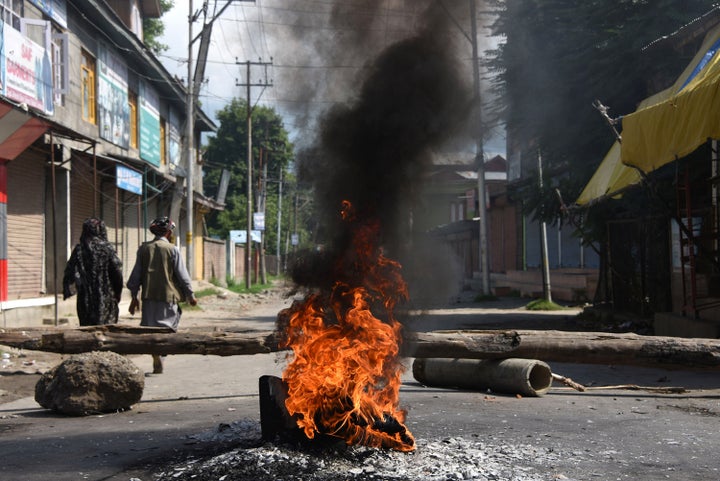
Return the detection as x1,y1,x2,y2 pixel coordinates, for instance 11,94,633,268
0,281,294,404
3,285,718,481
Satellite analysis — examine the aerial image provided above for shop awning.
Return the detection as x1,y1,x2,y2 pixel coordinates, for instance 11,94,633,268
577,20,720,205
575,141,642,206
621,22,720,171
0,101,49,161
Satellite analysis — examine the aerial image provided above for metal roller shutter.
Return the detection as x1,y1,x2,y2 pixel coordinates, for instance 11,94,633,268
7,153,46,298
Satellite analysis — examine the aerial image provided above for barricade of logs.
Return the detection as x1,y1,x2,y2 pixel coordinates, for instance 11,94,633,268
1,325,719,370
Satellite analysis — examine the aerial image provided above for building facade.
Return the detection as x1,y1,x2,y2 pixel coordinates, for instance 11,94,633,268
0,0,218,326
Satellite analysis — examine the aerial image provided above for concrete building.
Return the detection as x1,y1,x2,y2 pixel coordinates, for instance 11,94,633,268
418,151,598,303
0,0,219,326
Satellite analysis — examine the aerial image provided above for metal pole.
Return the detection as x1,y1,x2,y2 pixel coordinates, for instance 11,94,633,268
260,152,267,284
50,132,58,326
470,0,490,295
186,0,195,277
293,191,298,256
245,61,253,289
538,150,552,302
93,150,97,216
276,167,282,275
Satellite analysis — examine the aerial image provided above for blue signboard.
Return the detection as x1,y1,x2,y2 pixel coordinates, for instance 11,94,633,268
28,0,67,28
116,165,142,195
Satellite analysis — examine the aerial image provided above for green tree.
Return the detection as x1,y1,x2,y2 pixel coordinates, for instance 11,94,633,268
144,0,174,54
486,0,712,227
203,99,300,252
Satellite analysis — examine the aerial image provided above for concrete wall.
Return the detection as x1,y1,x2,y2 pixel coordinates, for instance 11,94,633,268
491,268,599,303
654,311,720,338
203,237,226,285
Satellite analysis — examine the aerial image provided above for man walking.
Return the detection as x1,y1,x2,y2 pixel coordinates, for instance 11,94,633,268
127,216,197,374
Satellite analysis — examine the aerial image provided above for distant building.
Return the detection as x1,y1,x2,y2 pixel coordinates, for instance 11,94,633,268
413,153,514,293
416,149,598,302
579,7,720,334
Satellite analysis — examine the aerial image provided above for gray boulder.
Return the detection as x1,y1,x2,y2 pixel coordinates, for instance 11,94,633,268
35,351,144,415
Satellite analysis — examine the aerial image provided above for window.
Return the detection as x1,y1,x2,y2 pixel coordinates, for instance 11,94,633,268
450,202,464,223
51,33,68,105
81,50,96,124
131,3,142,40
160,117,167,165
128,90,138,149
1,0,22,31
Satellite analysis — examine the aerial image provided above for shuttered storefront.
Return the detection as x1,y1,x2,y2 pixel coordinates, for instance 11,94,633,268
69,155,96,244
7,153,46,299
122,194,143,279
100,176,121,258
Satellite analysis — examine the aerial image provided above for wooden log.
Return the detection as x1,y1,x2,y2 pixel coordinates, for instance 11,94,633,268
2,326,720,370
404,330,720,370
0,325,282,356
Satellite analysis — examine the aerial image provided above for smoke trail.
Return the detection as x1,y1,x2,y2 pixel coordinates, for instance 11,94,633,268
291,2,473,290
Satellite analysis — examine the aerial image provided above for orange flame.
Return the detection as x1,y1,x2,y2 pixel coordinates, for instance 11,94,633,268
280,201,415,451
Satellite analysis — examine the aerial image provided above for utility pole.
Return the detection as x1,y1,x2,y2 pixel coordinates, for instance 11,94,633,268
470,0,490,295
184,0,255,279
538,149,552,303
258,148,268,285
237,59,272,289
185,0,195,278
258,150,284,276
276,166,283,275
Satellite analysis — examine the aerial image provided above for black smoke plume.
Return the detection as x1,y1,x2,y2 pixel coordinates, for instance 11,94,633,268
291,3,473,292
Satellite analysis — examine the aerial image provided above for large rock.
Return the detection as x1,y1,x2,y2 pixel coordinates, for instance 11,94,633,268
35,351,144,415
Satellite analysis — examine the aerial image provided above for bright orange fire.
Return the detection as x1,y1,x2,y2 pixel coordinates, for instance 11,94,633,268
280,201,415,451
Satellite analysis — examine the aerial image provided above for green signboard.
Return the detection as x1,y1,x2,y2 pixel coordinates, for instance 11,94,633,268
139,80,161,167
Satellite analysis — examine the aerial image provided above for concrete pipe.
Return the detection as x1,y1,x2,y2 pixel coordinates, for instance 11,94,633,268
412,358,553,397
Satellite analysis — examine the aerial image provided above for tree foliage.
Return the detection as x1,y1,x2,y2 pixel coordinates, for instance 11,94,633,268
203,99,304,253
485,0,712,230
144,0,174,54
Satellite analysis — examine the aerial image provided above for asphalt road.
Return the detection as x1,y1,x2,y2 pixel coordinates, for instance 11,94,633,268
1,288,719,481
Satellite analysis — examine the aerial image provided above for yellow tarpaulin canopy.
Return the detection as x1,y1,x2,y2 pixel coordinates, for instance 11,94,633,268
622,22,720,170
576,21,720,205
575,141,642,205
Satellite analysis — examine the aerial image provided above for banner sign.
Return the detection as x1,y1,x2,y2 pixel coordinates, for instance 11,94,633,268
230,230,261,244
253,212,265,231
98,43,129,148
168,108,181,169
2,26,54,115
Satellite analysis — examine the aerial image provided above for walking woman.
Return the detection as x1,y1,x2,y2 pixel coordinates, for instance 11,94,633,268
63,218,124,325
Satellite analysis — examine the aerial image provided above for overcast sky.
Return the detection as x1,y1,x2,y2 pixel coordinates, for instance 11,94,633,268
158,0,505,156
